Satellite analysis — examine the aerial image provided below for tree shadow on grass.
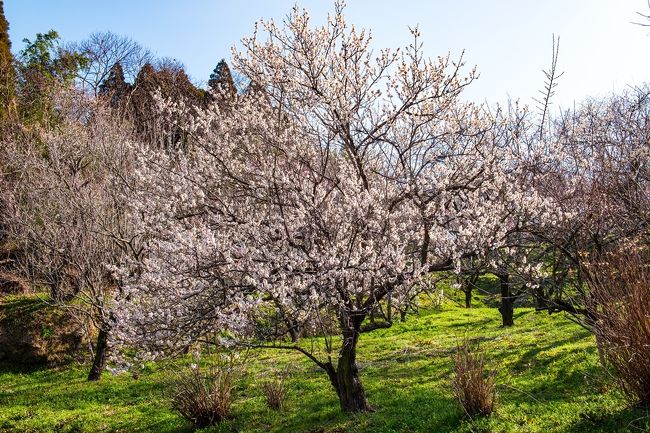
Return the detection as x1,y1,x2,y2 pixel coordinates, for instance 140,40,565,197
0,366,196,433
446,317,494,330
368,383,461,432
506,331,594,375
0,361,48,374
0,295,47,318
568,404,650,433
502,362,605,406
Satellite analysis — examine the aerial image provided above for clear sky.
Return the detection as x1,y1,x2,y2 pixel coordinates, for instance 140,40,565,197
6,1,650,110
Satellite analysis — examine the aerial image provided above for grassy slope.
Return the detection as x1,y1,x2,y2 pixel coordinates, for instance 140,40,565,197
1,303,649,433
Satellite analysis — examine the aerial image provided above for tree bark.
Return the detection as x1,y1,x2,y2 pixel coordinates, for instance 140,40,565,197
286,322,300,343
464,288,472,308
87,327,109,381
497,273,514,327
337,328,371,412
325,325,372,412
534,288,547,311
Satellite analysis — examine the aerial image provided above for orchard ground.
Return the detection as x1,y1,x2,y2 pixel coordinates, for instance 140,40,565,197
1,291,649,433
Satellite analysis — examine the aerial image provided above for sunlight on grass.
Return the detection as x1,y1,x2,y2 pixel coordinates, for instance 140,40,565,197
1,305,648,433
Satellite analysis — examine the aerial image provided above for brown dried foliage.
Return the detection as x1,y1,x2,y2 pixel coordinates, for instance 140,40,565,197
260,371,289,410
169,359,241,427
585,242,650,406
451,340,497,418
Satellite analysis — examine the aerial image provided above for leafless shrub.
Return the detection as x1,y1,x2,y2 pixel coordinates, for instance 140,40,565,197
169,355,243,427
70,31,153,95
260,369,289,410
584,242,650,406
451,340,497,418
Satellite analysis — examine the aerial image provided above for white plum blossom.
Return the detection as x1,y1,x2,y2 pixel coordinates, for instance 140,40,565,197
114,2,560,412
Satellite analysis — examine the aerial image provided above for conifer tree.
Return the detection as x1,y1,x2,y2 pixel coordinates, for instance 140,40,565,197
207,59,236,101
0,0,15,122
128,62,202,147
98,62,131,109
128,63,157,140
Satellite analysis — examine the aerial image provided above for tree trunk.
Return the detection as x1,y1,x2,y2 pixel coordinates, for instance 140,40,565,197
534,288,546,311
325,327,372,412
497,273,514,327
464,288,472,308
286,320,299,343
386,291,393,323
87,327,109,381
595,334,608,369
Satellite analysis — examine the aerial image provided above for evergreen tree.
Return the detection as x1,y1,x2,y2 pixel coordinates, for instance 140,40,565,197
128,62,202,147
207,59,236,101
245,79,265,97
98,62,131,109
128,63,157,140
0,0,15,122
244,79,271,108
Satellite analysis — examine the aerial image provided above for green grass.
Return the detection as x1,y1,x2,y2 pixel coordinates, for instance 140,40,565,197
1,303,649,433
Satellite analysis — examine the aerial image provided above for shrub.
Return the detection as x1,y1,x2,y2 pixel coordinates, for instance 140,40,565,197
260,370,288,410
585,242,650,406
169,354,242,427
451,340,496,418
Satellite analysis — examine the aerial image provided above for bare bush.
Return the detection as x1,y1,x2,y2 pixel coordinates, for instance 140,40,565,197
260,370,289,410
451,340,497,418
70,31,152,95
585,242,650,406
169,355,242,427
4,87,141,380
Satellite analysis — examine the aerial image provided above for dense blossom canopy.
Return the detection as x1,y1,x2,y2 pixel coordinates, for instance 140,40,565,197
113,4,561,361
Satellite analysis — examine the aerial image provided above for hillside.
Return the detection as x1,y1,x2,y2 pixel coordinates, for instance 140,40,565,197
1,301,647,433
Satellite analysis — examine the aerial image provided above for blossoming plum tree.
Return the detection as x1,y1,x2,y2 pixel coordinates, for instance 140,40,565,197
116,3,558,412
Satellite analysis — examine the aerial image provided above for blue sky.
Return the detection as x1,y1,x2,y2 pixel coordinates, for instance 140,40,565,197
6,1,650,110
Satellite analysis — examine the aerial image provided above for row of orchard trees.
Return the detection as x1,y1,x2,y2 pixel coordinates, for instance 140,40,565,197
2,2,649,412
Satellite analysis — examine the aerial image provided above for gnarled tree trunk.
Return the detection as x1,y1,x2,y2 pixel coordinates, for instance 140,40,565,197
324,323,372,412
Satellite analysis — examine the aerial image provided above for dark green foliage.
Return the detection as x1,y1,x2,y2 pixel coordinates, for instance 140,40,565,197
16,30,88,126
98,62,131,109
207,59,236,103
18,30,87,83
0,0,15,123
0,1,11,69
